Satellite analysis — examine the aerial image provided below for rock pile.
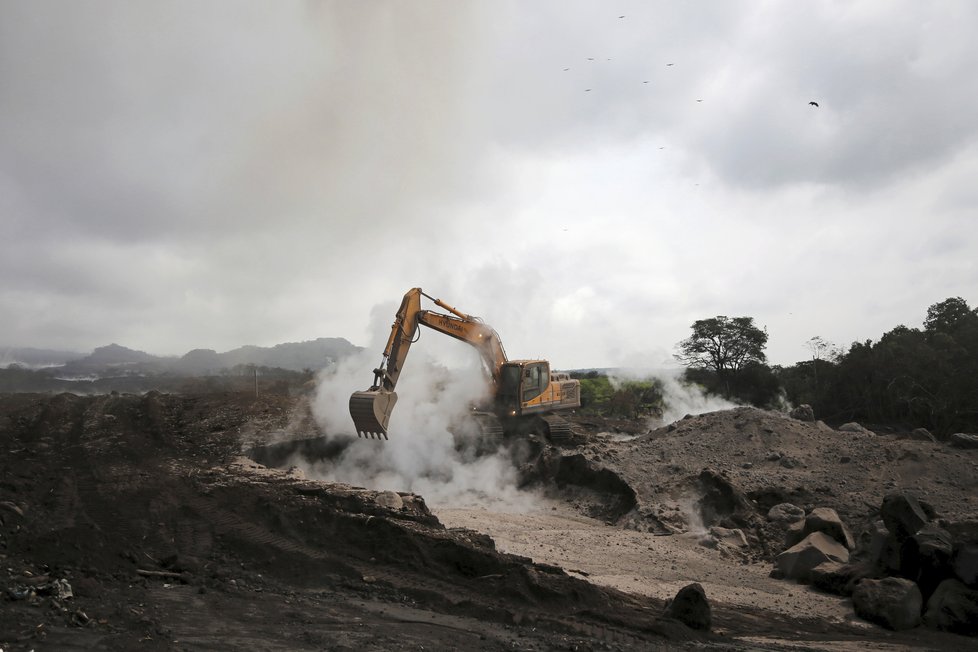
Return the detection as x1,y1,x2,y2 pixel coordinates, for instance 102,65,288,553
771,492,978,634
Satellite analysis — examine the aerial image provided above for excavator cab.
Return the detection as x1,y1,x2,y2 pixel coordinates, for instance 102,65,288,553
496,361,549,416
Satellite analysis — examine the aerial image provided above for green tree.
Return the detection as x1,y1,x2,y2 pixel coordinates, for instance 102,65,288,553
811,297,978,435
675,316,768,375
675,316,775,405
924,297,976,334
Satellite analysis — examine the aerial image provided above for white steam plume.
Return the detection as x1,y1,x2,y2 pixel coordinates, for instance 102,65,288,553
656,369,740,425
308,332,538,510
609,367,740,427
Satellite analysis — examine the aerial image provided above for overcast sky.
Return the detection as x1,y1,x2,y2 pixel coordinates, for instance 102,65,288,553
2,1,976,369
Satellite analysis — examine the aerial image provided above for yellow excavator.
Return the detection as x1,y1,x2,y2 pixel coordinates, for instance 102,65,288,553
349,288,581,443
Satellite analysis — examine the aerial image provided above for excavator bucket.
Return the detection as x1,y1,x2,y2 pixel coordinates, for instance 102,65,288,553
349,389,397,440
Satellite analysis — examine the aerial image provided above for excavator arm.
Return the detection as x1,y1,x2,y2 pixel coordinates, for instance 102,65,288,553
349,288,508,439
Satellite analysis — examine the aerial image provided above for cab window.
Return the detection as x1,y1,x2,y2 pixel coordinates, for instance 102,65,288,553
521,362,549,402
500,365,521,398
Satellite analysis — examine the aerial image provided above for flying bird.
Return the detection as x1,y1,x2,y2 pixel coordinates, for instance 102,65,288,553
696,99,703,102
584,88,592,92
666,63,674,66
809,101,819,107
563,68,570,71
619,15,625,19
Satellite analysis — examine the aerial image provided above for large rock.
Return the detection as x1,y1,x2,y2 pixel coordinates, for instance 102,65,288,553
839,422,873,435
784,519,807,549
865,519,902,574
907,428,936,443
777,532,850,582
375,491,404,510
901,524,954,598
923,579,978,635
663,582,711,631
953,543,978,587
881,493,930,540
804,507,856,550
789,404,814,421
784,507,855,551
809,560,870,597
949,432,978,449
767,503,805,524
852,577,923,631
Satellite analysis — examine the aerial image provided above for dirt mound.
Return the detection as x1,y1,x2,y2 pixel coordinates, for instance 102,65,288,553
0,392,692,650
568,408,978,541
4,394,975,650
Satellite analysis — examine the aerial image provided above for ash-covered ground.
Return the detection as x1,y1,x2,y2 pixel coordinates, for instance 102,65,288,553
1,391,976,651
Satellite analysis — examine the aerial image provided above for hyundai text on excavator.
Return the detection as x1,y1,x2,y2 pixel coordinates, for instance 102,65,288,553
349,288,581,444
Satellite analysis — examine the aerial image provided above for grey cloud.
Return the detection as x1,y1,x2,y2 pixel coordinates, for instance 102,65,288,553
684,3,978,190
1,1,975,366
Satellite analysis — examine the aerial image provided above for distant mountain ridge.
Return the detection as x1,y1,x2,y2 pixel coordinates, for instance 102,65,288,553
4,338,361,375
1,347,87,369
175,338,361,374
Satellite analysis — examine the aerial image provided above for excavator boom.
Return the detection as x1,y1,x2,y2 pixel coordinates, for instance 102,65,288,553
349,288,507,439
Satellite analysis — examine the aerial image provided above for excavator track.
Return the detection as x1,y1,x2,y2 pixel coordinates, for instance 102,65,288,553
472,412,505,443
541,414,573,445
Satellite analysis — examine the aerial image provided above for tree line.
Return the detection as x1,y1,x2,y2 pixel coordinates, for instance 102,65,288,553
674,297,978,436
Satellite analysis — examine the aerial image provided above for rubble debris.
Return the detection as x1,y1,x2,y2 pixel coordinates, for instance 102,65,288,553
37,578,73,600
706,526,748,549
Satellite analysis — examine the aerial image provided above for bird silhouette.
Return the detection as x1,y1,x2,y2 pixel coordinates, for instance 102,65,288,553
618,15,625,19
809,101,819,107
666,63,674,66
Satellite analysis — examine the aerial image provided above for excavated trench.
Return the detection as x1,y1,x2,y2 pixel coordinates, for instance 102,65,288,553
245,435,639,525
524,450,638,523
246,433,355,469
